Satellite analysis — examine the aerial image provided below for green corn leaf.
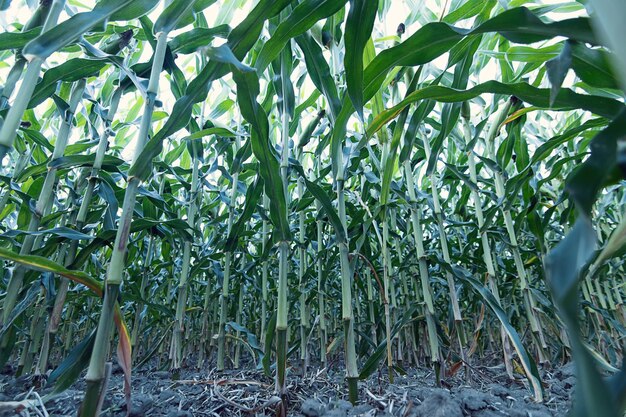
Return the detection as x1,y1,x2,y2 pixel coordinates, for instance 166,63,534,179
451,266,544,401
226,321,264,361
424,35,481,175
444,0,495,24
71,219,192,270
169,25,231,55
331,6,599,177
254,0,348,72
28,58,107,108
380,70,420,206
155,0,218,34
545,217,617,417
0,28,40,51
363,7,597,103
182,127,238,140
297,109,324,149
21,129,53,151
566,110,626,215
232,68,290,241
225,176,263,252
571,42,620,90
0,227,94,241
135,323,174,369
109,0,160,21
128,0,292,181
359,306,417,380
0,282,39,339
22,0,136,60
16,155,126,182
295,33,341,120
129,43,248,182
204,44,254,73
291,163,346,244
0,247,103,294
47,330,97,395
154,0,201,35
344,0,377,121
0,247,131,394
367,81,624,139
262,311,277,376
546,40,573,106
271,41,295,119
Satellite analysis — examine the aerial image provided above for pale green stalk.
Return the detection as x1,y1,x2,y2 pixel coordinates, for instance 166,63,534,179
1,79,85,330
371,69,394,379
0,60,25,111
275,68,291,397
198,270,211,367
234,281,243,368
391,211,408,364
260,194,270,339
380,201,394,375
358,178,377,348
316,198,327,364
587,208,626,280
420,132,467,369
484,100,548,363
365,258,377,345
131,236,154,358
335,148,359,402
329,27,359,398
298,176,309,370
461,112,514,378
40,88,122,373
0,0,54,110
129,163,168,360
403,159,441,367
80,31,169,417
171,154,200,372
217,135,242,371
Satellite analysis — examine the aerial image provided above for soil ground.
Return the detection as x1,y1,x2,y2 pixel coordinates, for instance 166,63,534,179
0,360,574,416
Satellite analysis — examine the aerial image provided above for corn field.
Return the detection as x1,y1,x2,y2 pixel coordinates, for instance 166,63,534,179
0,0,625,416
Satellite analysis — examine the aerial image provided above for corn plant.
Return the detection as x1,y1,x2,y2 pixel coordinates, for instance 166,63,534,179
1,1,626,416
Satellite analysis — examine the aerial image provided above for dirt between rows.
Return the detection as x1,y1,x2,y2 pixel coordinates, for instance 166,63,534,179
0,360,575,416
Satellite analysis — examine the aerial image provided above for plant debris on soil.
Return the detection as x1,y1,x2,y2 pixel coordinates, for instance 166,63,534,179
0,361,575,416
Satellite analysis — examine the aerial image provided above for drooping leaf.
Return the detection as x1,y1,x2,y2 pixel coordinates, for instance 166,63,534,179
367,81,624,140
225,176,263,252
344,0,377,120
254,0,348,72
232,68,290,241
295,33,341,120
451,266,544,401
566,110,626,214
47,330,97,395
331,6,602,176
571,42,620,90
154,0,201,35
545,217,616,417
128,0,292,181
546,40,573,105
291,163,346,244
169,25,231,55
0,281,39,339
